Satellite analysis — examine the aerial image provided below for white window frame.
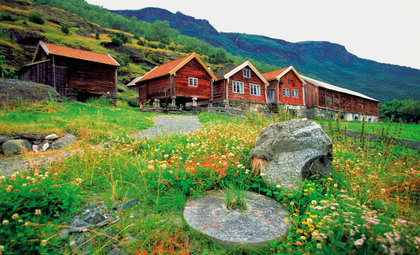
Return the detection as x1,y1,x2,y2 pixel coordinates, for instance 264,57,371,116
243,68,251,78
232,81,244,94
250,84,261,96
283,88,290,97
188,77,198,87
292,89,299,98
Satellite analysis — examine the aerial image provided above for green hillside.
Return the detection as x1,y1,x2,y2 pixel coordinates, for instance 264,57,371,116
113,8,420,102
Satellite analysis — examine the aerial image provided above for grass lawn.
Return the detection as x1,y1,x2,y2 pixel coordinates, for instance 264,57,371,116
0,108,418,254
316,120,420,141
0,100,155,144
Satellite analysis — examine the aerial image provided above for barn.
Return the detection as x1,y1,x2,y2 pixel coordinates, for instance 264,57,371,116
18,41,120,103
136,53,216,108
213,61,269,109
262,66,306,114
302,75,379,122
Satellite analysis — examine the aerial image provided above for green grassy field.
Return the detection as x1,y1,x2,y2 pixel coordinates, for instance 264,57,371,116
0,104,419,254
316,120,420,141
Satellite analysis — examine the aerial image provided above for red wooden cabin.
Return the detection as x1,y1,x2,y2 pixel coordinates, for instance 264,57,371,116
136,53,216,107
213,61,269,106
18,41,120,101
302,75,379,118
262,66,305,106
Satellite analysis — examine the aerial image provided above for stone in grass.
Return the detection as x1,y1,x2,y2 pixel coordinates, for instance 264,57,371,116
2,139,31,156
17,132,45,141
0,135,13,145
51,134,77,150
118,198,139,211
41,142,49,152
84,209,107,225
45,134,59,140
184,190,289,249
250,118,333,190
70,217,91,233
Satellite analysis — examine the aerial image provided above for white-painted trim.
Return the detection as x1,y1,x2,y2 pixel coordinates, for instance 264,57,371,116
249,84,261,96
222,61,269,85
108,54,121,66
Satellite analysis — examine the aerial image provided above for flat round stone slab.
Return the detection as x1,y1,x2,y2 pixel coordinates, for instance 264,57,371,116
184,190,289,247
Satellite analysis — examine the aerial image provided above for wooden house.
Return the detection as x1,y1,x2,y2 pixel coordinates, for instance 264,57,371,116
136,53,216,107
302,75,379,122
213,61,269,107
18,41,120,102
262,66,306,106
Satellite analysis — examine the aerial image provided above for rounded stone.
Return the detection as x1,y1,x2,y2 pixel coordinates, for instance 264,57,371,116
184,190,289,248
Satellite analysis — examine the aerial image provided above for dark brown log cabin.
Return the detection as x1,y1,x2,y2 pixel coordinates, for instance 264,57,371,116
262,66,305,106
18,41,120,101
213,61,269,105
136,53,216,107
302,75,379,117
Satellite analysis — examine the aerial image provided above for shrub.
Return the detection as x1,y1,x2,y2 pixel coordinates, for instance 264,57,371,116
110,36,123,47
29,13,44,24
0,13,18,22
137,39,145,46
60,23,69,34
95,31,100,40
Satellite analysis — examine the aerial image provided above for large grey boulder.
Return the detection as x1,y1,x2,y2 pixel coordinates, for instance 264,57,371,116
2,139,31,156
250,118,333,189
0,79,60,102
184,190,289,249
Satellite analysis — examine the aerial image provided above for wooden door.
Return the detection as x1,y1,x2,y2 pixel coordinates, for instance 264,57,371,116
267,89,276,103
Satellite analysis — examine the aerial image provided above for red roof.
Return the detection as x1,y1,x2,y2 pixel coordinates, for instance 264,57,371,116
262,67,288,81
40,42,120,67
139,55,190,82
138,53,216,83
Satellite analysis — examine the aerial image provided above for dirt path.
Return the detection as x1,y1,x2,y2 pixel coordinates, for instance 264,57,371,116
0,115,202,173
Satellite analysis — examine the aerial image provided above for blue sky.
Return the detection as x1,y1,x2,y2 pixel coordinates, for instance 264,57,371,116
86,0,420,70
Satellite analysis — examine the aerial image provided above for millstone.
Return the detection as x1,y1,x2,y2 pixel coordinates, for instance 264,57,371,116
184,190,289,248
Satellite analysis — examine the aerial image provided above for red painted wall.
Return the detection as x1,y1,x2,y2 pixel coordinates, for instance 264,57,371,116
278,70,304,105
139,76,171,102
304,82,319,107
225,67,267,103
175,58,212,99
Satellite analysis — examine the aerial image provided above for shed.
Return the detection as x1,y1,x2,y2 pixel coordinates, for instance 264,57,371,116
18,41,120,102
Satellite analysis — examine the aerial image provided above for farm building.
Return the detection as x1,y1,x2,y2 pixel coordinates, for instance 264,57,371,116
136,53,216,107
262,66,306,115
18,41,120,103
302,75,379,122
213,61,269,110
126,76,143,91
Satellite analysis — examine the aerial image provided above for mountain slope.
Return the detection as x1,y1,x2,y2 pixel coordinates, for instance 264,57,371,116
113,8,420,102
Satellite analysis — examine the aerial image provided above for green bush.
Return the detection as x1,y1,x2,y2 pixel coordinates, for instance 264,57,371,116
110,36,123,46
60,23,69,34
137,39,145,46
29,12,44,24
0,13,18,22
0,169,81,254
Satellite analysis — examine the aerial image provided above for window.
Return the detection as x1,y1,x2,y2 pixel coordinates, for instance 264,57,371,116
292,89,299,98
250,84,261,96
232,81,244,94
283,88,290,97
188,77,198,87
243,68,251,78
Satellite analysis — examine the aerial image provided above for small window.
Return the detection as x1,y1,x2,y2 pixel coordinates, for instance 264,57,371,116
232,81,244,94
188,77,198,87
250,84,261,96
292,89,299,98
283,88,290,97
243,68,251,78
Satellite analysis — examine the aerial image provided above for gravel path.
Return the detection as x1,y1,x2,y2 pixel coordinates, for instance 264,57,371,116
0,115,202,173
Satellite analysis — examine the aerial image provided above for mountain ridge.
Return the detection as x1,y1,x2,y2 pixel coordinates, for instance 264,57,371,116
112,7,420,102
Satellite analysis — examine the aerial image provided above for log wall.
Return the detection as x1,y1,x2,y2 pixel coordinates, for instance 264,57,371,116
225,67,267,103
175,58,212,99
278,70,304,105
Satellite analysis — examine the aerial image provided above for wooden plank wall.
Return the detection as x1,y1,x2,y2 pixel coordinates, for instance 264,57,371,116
226,67,266,103
175,58,212,99
279,71,304,106
140,76,171,100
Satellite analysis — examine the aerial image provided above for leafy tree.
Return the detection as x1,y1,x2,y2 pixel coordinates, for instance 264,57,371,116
144,20,172,44
29,12,44,24
61,23,69,34
110,36,123,47
380,99,420,123
0,13,18,22
95,31,100,40
0,55,16,79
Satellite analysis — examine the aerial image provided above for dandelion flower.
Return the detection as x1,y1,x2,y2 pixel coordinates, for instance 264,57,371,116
35,209,41,215
276,184,281,189
11,214,19,220
311,200,317,205
284,218,288,223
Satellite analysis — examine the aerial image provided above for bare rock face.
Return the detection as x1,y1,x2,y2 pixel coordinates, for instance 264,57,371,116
184,190,289,250
250,119,333,189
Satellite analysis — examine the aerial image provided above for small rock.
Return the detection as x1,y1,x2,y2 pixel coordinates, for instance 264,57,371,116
32,144,39,153
119,198,139,211
17,132,45,141
41,142,50,152
0,135,13,145
84,210,107,225
45,134,59,140
2,139,31,156
70,217,90,233
59,229,70,238
51,134,77,150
